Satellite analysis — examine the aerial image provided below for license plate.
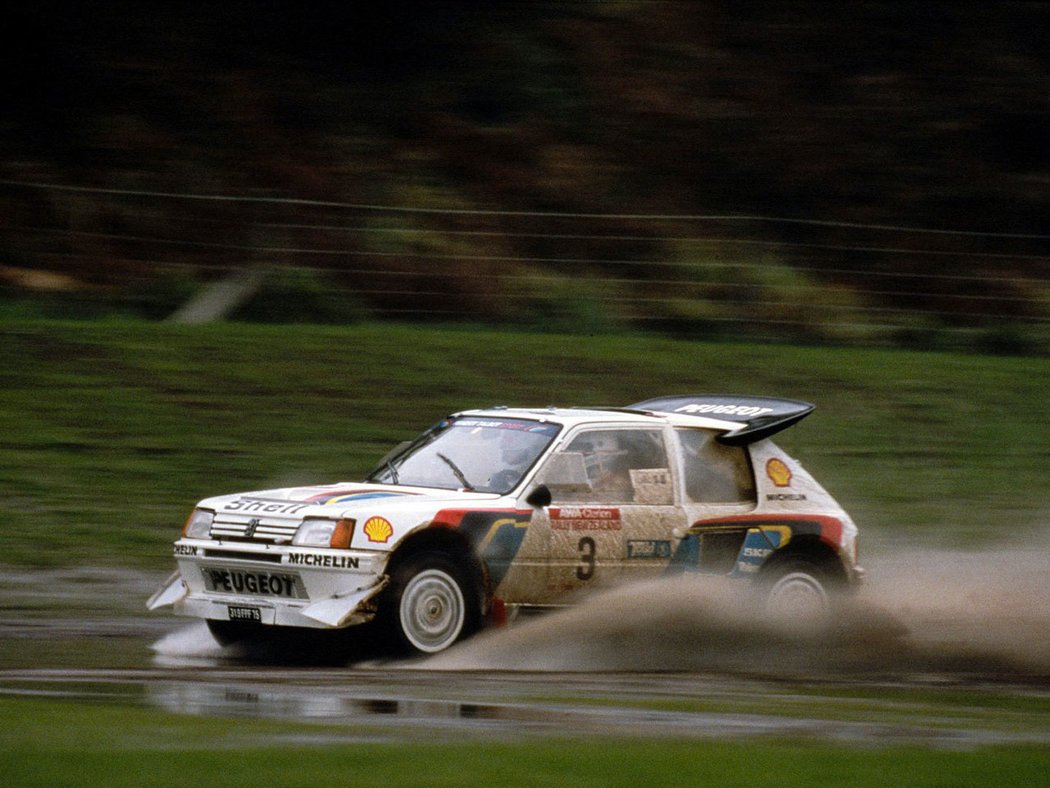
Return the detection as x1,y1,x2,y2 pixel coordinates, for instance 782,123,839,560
228,605,261,622
202,567,303,598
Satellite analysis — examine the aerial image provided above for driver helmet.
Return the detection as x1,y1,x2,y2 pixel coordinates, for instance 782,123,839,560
500,428,534,468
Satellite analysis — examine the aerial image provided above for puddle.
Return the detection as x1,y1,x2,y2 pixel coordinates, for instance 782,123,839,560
4,554,1050,746
3,667,1049,747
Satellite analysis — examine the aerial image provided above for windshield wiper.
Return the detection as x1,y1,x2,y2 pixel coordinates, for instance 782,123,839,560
437,453,474,491
385,459,400,485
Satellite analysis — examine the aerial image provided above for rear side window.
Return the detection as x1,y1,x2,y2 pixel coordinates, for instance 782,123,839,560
676,429,755,504
540,428,672,504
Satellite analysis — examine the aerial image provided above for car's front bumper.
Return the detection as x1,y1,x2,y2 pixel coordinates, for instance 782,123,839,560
147,540,389,629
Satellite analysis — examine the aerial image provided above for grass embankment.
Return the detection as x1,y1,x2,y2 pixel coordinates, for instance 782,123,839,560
2,320,1046,568
3,696,1050,787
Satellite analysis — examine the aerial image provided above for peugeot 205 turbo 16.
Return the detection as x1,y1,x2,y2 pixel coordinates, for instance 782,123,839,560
148,395,863,654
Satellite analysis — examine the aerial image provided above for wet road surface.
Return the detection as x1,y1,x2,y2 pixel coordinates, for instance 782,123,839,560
5,555,1050,747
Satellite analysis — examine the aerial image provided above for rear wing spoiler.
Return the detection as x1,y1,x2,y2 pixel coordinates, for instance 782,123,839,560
626,394,815,446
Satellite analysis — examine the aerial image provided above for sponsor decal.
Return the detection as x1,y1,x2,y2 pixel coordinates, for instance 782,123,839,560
363,516,394,543
433,508,534,589
455,419,560,436
287,552,360,569
203,568,301,598
174,544,198,556
309,489,411,505
675,404,775,417
735,527,789,574
627,540,672,559
743,546,773,558
550,507,622,531
667,515,845,573
244,518,260,538
766,493,807,502
766,458,792,487
224,499,308,516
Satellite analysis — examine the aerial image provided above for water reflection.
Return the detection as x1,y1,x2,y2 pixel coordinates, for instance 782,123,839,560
3,667,1040,747
148,680,512,730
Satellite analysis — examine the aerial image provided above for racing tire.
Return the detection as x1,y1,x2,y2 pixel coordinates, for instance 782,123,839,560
386,553,479,655
760,556,833,623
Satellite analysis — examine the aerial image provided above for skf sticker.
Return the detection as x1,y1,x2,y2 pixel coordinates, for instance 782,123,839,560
363,516,394,543
766,458,792,487
733,525,793,576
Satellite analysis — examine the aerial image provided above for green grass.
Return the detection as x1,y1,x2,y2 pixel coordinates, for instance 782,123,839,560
1,319,1047,568
3,696,1050,787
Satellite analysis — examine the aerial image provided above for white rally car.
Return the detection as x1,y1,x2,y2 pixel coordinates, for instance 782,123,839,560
149,395,863,654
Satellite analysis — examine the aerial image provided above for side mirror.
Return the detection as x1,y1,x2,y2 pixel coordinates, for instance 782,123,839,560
525,484,552,509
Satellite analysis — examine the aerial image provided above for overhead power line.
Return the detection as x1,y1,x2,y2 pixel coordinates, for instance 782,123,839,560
4,179,1050,240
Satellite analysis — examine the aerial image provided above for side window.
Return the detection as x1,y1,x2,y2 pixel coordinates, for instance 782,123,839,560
676,429,756,504
539,428,672,504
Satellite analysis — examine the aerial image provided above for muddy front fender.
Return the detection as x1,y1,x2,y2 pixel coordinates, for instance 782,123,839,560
299,576,390,627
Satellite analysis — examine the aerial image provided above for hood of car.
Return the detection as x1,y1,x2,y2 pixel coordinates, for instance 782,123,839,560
196,482,506,549
201,482,499,517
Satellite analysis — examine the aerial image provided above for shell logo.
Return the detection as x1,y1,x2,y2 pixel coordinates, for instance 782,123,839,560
363,516,394,544
766,458,792,488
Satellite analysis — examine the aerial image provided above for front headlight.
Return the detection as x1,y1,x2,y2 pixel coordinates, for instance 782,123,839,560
182,508,214,539
293,517,355,549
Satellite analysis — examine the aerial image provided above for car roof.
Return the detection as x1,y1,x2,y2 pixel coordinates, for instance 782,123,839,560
454,405,742,432
457,394,814,446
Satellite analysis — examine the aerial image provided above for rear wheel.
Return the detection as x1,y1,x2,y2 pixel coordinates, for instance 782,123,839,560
761,557,832,622
387,553,478,655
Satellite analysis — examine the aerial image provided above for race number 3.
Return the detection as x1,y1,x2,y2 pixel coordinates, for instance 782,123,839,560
576,537,596,580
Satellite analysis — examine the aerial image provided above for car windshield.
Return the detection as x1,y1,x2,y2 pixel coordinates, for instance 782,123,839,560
367,417,561,493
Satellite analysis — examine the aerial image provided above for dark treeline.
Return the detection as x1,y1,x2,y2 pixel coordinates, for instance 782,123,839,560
1,2,1047,347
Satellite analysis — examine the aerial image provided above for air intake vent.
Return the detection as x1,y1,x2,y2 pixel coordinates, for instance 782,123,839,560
210,516,299,543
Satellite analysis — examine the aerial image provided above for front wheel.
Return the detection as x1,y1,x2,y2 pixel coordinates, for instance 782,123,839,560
388,554,478,655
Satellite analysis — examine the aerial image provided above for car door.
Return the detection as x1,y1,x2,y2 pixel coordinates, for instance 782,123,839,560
526,424,685,601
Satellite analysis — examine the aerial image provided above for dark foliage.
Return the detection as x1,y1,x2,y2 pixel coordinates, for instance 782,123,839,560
1,2,1047,346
